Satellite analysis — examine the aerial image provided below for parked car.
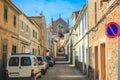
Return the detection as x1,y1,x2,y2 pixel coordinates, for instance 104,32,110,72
44,58,49,69
6,53,41,80
50,56,55,65
36,56,48,75
46,56,55,67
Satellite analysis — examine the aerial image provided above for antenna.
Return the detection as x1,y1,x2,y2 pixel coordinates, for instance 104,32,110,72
40,11,43,15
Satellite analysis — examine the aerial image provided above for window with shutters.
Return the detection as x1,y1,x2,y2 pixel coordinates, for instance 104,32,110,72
33,30,35,37
11,45,16,55
32,48,34,55
14,15,16,27
4,5,8,22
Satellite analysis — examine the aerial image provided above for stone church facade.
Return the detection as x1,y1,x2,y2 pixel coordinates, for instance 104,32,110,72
47,17,69,57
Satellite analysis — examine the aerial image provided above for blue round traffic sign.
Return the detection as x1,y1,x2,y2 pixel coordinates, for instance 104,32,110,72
106,22,120,38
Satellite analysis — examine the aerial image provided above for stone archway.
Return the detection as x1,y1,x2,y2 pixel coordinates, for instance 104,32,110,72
57,47,65,56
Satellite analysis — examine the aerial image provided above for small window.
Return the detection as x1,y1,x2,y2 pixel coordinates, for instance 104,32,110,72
4,5,8,22
9,57,19,66
11,45,16,55
21,57,31,66
14,15,16,27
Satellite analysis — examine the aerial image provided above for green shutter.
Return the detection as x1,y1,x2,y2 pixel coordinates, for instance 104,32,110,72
35,32,37,39
33,30,34,37
4,5,8,22
32,48,34,55
14,15,16,27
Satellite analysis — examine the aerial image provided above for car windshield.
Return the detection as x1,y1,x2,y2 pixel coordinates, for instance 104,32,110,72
9,57,19,66
21,57,31,66
37,57,42,61
46,56,51,60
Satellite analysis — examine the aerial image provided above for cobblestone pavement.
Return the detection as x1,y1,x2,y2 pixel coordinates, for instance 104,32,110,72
39,64,88,80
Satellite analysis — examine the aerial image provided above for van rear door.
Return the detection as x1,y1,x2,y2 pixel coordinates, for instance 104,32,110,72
19,56,32,77
33,57,41,77
8,57,20,78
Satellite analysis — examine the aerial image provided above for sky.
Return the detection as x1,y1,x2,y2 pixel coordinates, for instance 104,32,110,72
11,0,86,28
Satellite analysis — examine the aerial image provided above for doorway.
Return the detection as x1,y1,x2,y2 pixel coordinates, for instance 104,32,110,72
2,40,8,79
100,43,106,80
95,46,99,80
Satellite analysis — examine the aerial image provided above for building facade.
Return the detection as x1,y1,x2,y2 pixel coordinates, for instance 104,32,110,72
30,20,39,55
0,0,47,79
18,14,31,53
46,27,52,55
29,14,47,56
71,5,89,74
47,17,69,57
88,0,120,80
0,0,21,79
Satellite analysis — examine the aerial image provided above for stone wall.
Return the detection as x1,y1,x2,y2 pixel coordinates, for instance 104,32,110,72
88,0,119,80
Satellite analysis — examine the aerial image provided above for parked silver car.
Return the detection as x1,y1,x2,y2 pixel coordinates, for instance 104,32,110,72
36,56,48,75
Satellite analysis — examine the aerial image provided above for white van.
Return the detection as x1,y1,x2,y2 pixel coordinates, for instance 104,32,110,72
6,54,41,80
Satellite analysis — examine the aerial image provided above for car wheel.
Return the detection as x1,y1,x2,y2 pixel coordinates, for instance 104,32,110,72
51,64,54,67
42,71,46,75
31,76,36,80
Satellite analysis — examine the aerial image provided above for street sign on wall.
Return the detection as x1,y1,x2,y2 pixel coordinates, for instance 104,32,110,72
105,22,120,38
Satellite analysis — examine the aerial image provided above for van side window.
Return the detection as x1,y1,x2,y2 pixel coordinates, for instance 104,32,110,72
21,57,31,66
9,57,19,66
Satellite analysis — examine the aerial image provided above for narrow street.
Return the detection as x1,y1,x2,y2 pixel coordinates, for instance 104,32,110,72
39,52,88,80
39,64,87,80
0,0,119,80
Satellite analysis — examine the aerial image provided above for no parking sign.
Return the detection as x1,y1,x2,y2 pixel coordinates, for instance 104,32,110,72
105,22,120,38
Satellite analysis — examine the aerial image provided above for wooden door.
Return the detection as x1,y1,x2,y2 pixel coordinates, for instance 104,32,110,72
100,43,106,80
